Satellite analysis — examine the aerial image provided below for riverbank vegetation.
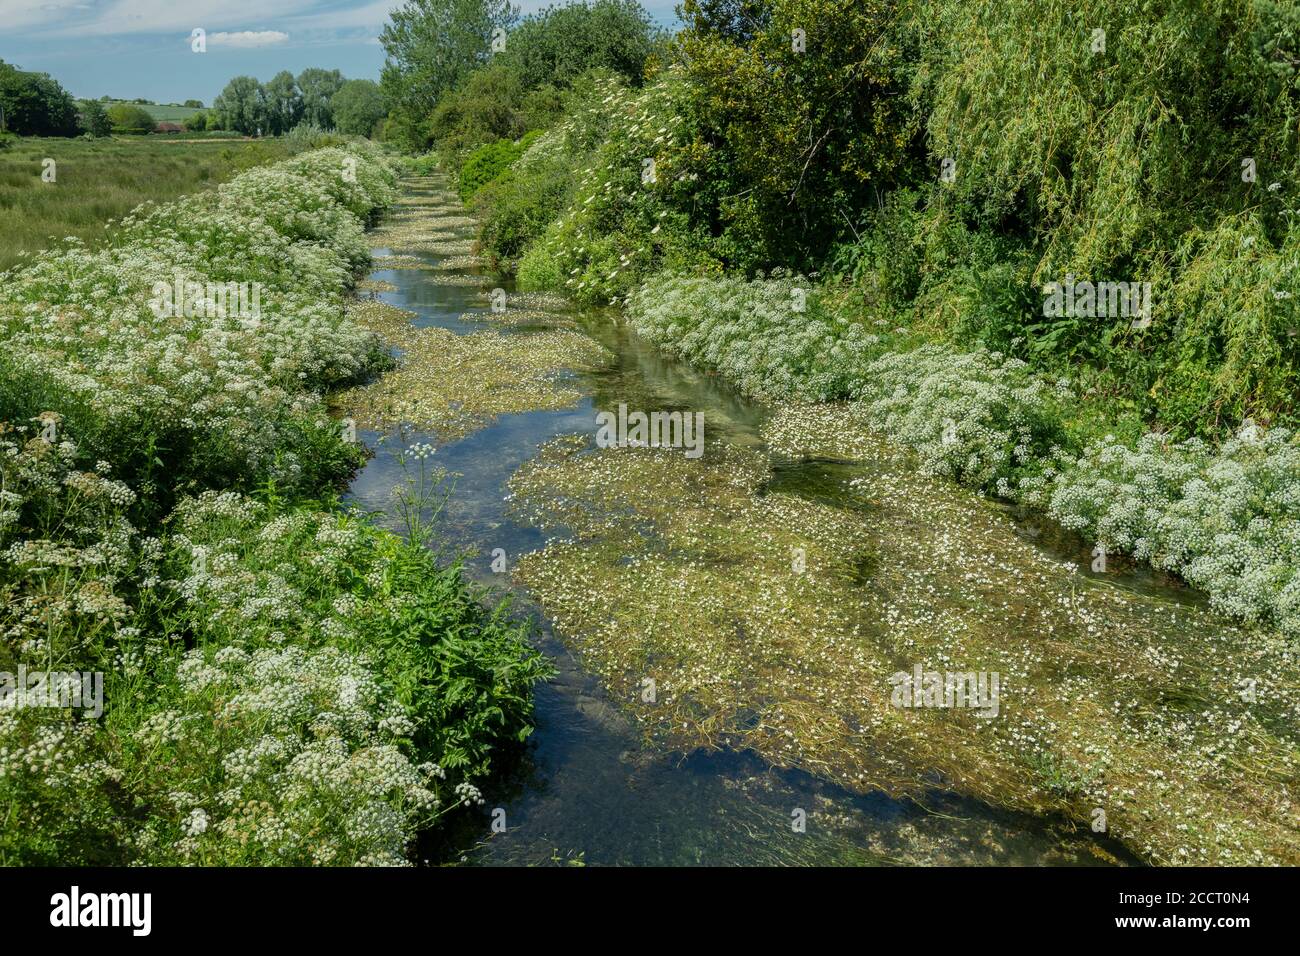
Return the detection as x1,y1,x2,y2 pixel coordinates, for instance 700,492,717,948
0,137,308,273
0,144,549,865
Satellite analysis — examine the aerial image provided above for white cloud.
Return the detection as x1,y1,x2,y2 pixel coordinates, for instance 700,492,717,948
38,0,319,37
0,0,98,31
208,29,290,48
286,0,398,31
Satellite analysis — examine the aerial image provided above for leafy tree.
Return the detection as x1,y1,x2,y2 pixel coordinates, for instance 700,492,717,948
331,79,387,136
212,76,268,135
105,103,156,133
264,71,304,134
678,0,921,268
77,99,113,137
380,0,519,149
427,63,528,159
183,110,209,132
183,99,204,108
0,59,80,136
297,68,346,128
495,0,657,89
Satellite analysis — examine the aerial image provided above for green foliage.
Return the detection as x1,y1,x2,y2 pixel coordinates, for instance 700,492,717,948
105,102,155,133
678,0,922,267
516,71,719,303
381,0,519,150
494,0,658,88
0,59,79,137
429,64,522,159
212,76,267,135
457,133,538,201
0,453,549,865
1156,216,1300,434
76,100,112,137
881,0,1300,433
264,70,304,135
474,135,573,265
297,68,346,128
510,0,922,298
331,79,388,137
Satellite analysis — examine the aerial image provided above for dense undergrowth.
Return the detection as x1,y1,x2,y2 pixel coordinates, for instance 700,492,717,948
0,143,549,865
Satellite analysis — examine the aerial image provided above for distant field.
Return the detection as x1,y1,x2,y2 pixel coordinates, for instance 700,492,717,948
104,101,202,123
0,136,290,273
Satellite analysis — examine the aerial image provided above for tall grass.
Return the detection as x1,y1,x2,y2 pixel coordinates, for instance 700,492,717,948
0,137,292,273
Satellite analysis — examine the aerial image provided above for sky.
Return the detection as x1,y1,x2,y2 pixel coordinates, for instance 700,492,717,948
0,0,682,105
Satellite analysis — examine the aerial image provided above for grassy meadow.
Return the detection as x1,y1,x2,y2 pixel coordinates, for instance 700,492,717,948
0,136,286,273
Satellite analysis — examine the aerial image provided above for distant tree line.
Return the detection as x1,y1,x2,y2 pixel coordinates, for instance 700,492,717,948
379,0,660,151
208,70,388,137
0,56,387,140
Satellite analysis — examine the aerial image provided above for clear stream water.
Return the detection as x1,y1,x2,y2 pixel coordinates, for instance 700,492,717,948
343,180,1187,866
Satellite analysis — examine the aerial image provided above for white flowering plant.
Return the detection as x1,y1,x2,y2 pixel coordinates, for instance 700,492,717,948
628,272,888,402
517,69,719,305
0,143,397,507
0,434,548,865
0,145,551,866
624,268,1300,638
852,345,1074,494
1045,425,1300,635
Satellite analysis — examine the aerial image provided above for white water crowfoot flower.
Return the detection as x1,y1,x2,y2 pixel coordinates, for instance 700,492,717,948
628,273,884,403
1045,424,1300,636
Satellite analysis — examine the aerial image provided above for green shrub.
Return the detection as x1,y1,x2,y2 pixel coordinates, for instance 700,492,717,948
457,132,540,202
473,130,574,265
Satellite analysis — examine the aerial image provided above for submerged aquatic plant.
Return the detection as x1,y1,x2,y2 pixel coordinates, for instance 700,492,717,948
508,425,1300,866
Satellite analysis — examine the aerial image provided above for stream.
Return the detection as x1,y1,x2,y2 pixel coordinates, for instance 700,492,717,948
341,176,1182,867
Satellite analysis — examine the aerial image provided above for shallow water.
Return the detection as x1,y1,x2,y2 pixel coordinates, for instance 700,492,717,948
346,179,1154,866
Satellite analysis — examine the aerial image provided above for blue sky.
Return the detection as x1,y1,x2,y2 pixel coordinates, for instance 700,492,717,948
0,1,682,105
